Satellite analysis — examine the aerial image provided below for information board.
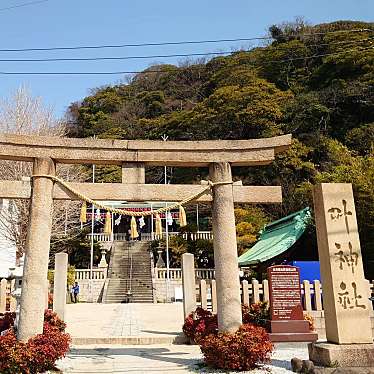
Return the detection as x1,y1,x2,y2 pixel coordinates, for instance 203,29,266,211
268,265,303,321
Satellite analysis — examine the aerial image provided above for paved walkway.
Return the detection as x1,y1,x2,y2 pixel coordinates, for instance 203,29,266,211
60,303,309,373
65,303,186,344
57,343,309,373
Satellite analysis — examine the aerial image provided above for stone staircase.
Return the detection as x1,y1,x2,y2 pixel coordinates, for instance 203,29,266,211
103,241,154,303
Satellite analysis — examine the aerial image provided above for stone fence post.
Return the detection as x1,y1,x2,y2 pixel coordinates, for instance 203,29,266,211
0,278,7,313
53,253,68,321
182,253,196,318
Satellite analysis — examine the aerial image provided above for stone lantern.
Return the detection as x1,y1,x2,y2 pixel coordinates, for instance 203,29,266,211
156,242,166,268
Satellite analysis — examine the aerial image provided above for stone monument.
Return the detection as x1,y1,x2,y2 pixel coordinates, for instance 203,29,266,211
309,183,374,367
267,265,317,342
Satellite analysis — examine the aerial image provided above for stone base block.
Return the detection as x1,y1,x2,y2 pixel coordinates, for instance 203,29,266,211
308,342,374,367
268,319,318,342
270,332,318,342
270,320,310,333
315,368,374,373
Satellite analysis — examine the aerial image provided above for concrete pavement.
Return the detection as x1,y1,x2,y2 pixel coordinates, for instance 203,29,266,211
57,343,309,373
59,303,309,373
65,302,188,344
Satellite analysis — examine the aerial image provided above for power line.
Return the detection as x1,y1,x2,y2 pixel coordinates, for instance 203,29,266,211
0,0,48,12
0,50,235,62
0,28,371,52
0,46,371,75
0,37,370,63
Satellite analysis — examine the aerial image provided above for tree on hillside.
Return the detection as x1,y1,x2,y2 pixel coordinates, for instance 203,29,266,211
0,87,87,259
64,20,374,277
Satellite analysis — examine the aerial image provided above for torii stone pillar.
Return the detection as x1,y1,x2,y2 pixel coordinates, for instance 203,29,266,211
209,162,242,332
18,158,55,341
122,162,145,184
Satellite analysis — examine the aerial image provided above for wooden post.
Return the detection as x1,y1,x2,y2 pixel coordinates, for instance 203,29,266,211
17,158,55,341
209,162,242,333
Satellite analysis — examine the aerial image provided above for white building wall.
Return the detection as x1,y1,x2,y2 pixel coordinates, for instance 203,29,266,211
0,199,17,278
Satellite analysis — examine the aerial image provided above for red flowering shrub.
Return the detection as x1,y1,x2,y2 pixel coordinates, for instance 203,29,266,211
304,313,315,331
48,293,53,309
0,312,16,333
199,324,274,371
183,307,218,343
0,310,71,374
242,301,270,329
0,331,33,374
44,308,66,332
183,302,270,342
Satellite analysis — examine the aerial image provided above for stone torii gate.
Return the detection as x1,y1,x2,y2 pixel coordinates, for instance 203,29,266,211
0,133,291,341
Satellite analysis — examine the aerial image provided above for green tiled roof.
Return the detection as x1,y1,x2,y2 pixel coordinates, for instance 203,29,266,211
238,207,311,266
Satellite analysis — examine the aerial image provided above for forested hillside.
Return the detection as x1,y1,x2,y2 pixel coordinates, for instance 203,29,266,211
66,20,374,277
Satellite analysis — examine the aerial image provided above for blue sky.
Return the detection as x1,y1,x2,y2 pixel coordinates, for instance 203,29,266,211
0,0,372,118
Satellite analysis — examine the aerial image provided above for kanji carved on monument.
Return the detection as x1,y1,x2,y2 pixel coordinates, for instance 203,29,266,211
309,183,374,368
313,183,372,344
334,242,358,274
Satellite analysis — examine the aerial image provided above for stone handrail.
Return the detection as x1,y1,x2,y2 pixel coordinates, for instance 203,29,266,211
87,233,112,242
155,268,215,280
74,268,107,280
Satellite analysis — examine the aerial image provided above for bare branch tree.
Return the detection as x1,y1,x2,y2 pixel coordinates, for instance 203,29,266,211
0,86,87,259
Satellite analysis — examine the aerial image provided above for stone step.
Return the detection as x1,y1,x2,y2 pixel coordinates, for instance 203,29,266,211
108,283,152,286
104,299,154,302
103,241,154,304
108,278,152,282
106,295,153,300
71,335,188,345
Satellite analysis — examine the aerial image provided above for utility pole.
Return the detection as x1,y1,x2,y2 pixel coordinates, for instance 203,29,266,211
161,134,170,302
89,135,96,302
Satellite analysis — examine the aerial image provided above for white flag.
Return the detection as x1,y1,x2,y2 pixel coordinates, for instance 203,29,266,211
139,216,145,228
166,212,173,226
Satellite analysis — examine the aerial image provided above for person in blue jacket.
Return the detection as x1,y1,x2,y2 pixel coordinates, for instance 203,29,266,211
72,282,80,303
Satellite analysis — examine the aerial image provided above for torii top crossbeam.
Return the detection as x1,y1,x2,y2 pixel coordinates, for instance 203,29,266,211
0,133,291,166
